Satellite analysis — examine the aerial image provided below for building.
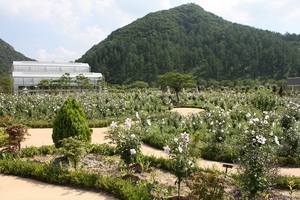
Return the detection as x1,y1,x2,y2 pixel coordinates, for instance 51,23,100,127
287,77,300,91
12,61,103,94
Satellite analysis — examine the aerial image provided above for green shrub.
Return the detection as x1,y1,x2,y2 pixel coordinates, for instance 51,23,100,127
52,98,92,148
187,171,234,200
0,159,153,200
251,89,276,111
59,136,91,169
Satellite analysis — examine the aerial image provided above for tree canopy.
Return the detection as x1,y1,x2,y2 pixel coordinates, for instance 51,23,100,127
158,72,195,103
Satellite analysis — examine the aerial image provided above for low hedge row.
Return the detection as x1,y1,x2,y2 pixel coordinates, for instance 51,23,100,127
0,159,153,200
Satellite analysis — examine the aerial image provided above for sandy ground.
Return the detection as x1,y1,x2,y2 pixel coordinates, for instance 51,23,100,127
1,108,300,199
0,174,116,200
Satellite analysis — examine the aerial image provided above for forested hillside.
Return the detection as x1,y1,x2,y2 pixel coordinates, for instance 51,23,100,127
77,3,300,85
0,38,34,76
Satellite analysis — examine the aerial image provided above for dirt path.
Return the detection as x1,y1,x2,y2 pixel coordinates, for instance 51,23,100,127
0,174,116,200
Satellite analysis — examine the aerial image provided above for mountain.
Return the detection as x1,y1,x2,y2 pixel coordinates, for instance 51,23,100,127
77,3,300,85
0,38,34,76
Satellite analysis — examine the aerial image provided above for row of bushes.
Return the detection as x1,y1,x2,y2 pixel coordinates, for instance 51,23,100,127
1,144,299,192
0,159,153,199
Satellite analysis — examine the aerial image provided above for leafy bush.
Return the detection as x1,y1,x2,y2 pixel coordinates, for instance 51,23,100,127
106,119,142,165
187,171,234,200
59,136,91,169
4,124,29,152
251,89,277,111
52,98,92,148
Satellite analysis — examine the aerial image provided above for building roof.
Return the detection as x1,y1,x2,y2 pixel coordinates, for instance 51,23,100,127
287,77,300,86
12,61,102,78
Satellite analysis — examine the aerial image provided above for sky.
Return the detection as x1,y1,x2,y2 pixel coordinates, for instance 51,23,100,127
0,0,300,62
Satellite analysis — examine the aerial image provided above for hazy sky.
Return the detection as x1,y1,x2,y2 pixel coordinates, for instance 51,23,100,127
1,0,299,62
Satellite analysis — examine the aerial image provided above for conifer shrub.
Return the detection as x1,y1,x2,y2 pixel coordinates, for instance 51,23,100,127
52,98,92,148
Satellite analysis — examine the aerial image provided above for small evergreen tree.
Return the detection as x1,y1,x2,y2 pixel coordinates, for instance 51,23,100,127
52,98,92,148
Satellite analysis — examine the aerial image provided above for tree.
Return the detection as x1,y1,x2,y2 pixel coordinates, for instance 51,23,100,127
52,98,92,148
0,76,13,93
131,81,149,89
158,72,195,103
59,72,72,92
38,79,50,93
75,74,92,92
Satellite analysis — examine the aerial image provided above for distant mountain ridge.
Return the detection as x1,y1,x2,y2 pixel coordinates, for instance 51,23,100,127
77,3,300,85
0,38,34,76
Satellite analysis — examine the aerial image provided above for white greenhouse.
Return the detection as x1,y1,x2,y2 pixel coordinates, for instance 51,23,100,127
12,61,103,94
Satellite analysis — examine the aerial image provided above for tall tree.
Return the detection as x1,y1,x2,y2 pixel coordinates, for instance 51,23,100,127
158,72,195,103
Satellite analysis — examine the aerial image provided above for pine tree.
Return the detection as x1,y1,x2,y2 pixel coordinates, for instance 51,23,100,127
52,98,92,148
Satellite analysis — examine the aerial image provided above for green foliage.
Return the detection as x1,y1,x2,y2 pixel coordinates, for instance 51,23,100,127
0,158,154,200
278,104,300,157
106,119,142,165
130,81,149,89
163,132,195,199
77,4,300,85
59,136,91,169
237,112,279,198
0,38,34,77
158,72,195,103
251,89,277,111
52,98,92,148
0,76,13,93
187,172,234,200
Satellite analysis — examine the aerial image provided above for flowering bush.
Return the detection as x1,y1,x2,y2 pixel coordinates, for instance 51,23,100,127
163,131,195,199
238,111,281,198
107,118,141,165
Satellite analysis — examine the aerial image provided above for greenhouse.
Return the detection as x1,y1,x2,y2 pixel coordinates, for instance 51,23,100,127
12,61,103,94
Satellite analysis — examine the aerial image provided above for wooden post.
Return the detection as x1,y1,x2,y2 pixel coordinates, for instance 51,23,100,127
223,163,233,175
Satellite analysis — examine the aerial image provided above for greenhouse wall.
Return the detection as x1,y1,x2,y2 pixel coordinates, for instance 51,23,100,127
12,61,103,94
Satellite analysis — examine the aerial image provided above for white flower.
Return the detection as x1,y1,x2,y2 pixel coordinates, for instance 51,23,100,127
136,112,140,119
188,160,194,167
178,146,183,153
130,149,136,155
125,118,132,129
181,132,189,143
246,113,251,118
256,135,266,144
163,146,170,154
274,136,280,146
269,131,274,136
130,134,136,139
174,138,179,143
110,121,118,128
147,119,151,126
